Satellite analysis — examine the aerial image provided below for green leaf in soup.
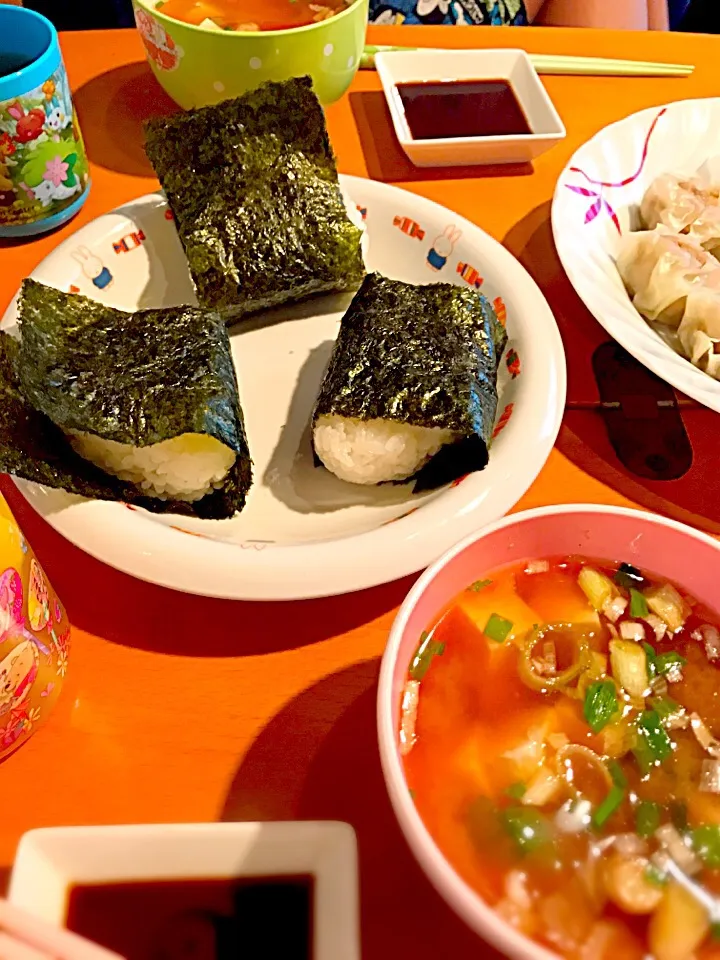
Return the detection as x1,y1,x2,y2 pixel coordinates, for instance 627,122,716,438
630,587,649,619
584,679,619,733
409,632,445,682
654,651,687,676
632,709,673,774
692,824,720,868
484,613,513,644
635,800,662,838
501,807,554,855
607,760,627,788
505,782,527,800
468,578,492,592
592,785,625,829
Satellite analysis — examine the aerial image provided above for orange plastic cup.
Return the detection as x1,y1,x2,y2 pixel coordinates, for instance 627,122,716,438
0,494,69,762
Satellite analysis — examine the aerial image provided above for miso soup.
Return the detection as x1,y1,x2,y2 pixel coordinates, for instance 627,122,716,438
401,557,720,960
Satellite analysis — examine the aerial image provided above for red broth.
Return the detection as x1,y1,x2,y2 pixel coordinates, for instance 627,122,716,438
401,557,720,960
66,876,314,960
156,0,351,31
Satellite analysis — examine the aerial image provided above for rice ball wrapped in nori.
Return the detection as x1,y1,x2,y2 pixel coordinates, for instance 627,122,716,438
144,76,366,321
311,273,507,492
8,279,252,519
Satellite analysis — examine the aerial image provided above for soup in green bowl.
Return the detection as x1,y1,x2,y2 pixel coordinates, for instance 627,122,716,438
132,0,368,109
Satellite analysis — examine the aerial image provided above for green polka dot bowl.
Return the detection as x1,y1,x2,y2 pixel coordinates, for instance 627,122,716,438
131,0,369,109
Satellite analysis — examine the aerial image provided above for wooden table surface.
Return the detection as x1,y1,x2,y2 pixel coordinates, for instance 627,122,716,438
2,22,720,959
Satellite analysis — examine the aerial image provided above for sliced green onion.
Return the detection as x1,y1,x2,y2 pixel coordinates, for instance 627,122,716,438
630,588,650,619
501,806,553,854
615,563,645,590
651,695,682,723
608,760,628,788
506,782,527,800
468,578,492,593
644,863,668,888
409,788,416,799
654,651,687,676
692,824,720,868
584,680,619,733
593,784,625,828
409,632,446,681
633,709,673,773
711,922,720,942
519,625,592,692
484,613,513,644
635,800,662,838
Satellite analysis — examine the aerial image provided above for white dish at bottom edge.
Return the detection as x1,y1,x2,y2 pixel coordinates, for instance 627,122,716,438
9,822,359,960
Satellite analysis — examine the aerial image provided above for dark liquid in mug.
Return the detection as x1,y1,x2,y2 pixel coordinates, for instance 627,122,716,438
397,79,532,140
0,52,35,78
67,876,314,960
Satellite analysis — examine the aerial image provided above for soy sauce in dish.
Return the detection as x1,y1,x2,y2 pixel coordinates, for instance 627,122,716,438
66,876,314,960
397,79,532,140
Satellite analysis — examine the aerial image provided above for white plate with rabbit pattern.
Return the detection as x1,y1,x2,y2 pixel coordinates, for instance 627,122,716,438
2,176,566,600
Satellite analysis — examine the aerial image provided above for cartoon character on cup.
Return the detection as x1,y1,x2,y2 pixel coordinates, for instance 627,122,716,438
7,102,45,145
30,173,80,207
0,569,23,644
0,639,40,747
426,224,462,272
44,96,69,135
28,560,50,634
72,245,113,290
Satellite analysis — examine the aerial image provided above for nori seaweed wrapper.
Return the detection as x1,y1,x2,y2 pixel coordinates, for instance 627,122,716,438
6,280,252,519
144,76,365,320
312,273,508,492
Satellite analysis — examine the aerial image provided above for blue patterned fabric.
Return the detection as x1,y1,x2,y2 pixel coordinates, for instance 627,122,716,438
668,0,690,27
369,0,528,25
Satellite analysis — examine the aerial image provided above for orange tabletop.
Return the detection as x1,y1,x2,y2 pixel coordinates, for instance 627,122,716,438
1,23,719,958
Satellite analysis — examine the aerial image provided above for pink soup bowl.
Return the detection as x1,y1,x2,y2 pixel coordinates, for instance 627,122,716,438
377,503,720,960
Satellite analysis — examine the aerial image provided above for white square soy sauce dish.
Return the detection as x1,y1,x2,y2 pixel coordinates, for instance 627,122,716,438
9,821,360,960
376,49,566,168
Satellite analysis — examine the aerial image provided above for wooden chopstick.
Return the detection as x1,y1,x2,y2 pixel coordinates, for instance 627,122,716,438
362,44,694,77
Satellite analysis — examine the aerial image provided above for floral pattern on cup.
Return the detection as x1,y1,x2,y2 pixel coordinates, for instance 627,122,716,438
0,496,70,761
0,64,89,228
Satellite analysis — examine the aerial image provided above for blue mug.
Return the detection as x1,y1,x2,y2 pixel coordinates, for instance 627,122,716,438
0,7,90,238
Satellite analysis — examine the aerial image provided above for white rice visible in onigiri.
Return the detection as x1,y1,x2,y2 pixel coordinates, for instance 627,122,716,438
66,430,235,502
342,188,369,259
314,414,455,485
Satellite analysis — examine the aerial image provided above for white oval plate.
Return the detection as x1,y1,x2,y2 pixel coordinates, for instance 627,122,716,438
2,176,565,600
553,98,720,413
